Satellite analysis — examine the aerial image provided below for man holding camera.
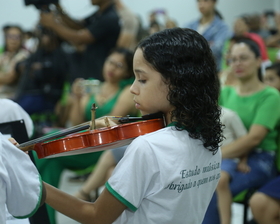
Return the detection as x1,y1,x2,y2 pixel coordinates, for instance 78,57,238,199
40,0,121,81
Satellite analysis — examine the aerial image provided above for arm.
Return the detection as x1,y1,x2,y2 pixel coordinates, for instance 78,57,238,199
44,182,126,224
40,12,94,45
0,69,17,85
266,34,280,48
54,4,85,30
237,155,250,173
0,52,29,85
209,23,231,62
68,79,89,126
221,124,268,158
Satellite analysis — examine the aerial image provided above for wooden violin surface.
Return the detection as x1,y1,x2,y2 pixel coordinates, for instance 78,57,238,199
34,118,165,159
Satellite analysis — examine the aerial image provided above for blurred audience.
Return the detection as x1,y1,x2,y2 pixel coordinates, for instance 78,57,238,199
203,38,280,224
265,12,280,48
245,13,271,42
68,47,137,126
185,0,231,73
114,0,139,51
0,25,30,99
249,63,280,224
14,26,68,116
23,30,38,53
33,47,137,224
40,0,121,81
232,16,271,73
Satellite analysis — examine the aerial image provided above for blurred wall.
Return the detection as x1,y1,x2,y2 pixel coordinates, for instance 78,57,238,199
0,0,278,46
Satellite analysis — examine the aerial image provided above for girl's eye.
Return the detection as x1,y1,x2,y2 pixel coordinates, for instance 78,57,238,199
138,80,146,84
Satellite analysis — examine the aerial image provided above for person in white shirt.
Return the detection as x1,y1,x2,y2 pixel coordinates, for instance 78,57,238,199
0,99,35,224
18,27,223,224
0,135,44,224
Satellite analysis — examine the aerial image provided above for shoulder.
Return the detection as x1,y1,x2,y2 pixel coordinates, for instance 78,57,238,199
128,126,188,154
103,4,120,19
0,99,19,109
220,86,235,96
184,19,199,28
213,16,227,26
120,85,131,94
260,86,280,96
260,86,280,100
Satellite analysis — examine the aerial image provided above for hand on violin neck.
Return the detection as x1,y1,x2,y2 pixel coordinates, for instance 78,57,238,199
90,117,118,129
8,137,19,146
9,138,30,154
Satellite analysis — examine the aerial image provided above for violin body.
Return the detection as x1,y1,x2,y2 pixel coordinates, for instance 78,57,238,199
34,118,165,159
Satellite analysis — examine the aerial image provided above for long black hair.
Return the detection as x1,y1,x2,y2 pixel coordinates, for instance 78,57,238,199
212,0,223,20
137,27,224,153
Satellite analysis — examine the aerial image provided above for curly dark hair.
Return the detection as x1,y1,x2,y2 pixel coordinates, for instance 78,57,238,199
137,27,224,153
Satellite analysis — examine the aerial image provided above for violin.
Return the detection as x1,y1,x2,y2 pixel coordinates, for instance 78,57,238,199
19,105,165,159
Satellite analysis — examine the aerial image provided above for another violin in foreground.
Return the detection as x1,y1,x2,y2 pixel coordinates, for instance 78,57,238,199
19,105,165,159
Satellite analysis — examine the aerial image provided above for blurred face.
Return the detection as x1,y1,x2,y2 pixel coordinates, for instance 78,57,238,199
234,18,249,35
229,43,261,81
197,0,215,16
5,27,22,52
264,69,280,91
103,52,129,83
130,48,173,118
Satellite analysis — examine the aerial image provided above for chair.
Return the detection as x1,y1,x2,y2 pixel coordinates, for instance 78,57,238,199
0,119,51,224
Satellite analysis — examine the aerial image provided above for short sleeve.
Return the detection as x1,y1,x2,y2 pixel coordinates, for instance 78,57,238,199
253,90,280,130
106,136,160,211
1,135,42,218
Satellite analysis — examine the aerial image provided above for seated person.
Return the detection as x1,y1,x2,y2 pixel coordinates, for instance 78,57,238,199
202,38,280,224
0,25,30,99
32,47,137,224
249,62,280,224
15,27,68,115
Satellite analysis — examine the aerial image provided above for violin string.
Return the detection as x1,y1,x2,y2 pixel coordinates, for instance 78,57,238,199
20,121,91,147
20,114,147,147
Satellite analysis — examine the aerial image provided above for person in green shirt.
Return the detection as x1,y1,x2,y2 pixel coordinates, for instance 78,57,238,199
249,62,280,224
33,47,137,224
203,38,280,224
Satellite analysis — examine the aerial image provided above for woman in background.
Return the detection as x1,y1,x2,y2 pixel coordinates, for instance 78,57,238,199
203,38,280,224
33,47,137,224
0,25,29,99
185,0,231,73
249,62,280,224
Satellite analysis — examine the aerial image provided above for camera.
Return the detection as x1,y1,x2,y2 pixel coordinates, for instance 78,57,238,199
24,0,59,11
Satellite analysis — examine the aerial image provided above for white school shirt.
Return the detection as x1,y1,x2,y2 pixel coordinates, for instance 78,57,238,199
107,125,222,224
0,134,42,224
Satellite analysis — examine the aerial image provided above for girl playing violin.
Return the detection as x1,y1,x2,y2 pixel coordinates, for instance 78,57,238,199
24,27,223,224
